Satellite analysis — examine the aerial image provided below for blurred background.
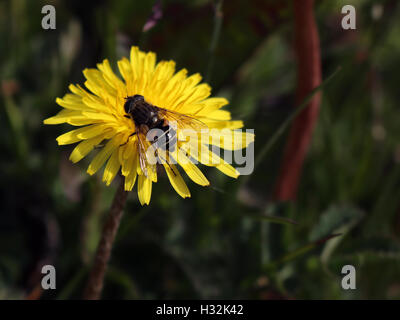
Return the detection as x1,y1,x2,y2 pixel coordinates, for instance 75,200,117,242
1,0,400,300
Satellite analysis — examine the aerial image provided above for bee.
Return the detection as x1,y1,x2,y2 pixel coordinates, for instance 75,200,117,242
123,95,207,177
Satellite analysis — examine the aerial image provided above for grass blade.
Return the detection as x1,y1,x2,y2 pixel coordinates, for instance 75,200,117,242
264,233,342,270
242,67,342,186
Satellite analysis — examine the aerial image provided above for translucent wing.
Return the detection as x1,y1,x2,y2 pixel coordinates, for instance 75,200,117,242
149,126,177,151
136,107,208,179
136,126,157,180
157,107,208,132
137,123,179,178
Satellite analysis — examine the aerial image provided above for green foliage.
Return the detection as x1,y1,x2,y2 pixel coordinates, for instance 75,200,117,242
309,205,364,241
1,0,400,300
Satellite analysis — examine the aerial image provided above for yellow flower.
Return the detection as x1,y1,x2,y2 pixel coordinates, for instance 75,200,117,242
44,46,254,205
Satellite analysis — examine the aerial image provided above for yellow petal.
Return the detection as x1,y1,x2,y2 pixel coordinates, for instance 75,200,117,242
69,135,104,163
146,60,176,105
43,110,82,125
67,118,103,126
137,174,152,205
117,57,133,90
121,147,138,177
205,110,231,120
82,96,114,114
164,163,191,198
123,138,135,159
87,135,121,175
201,120,244,130
174,84,211,112
143,51,156,75
196,97,229,115
130,46,145,81
188,83,211,102
102,149,120,185
177,150,209,186
205,129,255,150
157,68,188,106
69,84,88,97
216,162,240,178
181,73,202,91
76,124,110,139
198,143,223,166
97,59,125,91
120,136,138,177
124,170,137,191
148,60,176,88
83,68,116,100
58,125,112,145
56,127,87,145
181,142,239,178
81,111,116,122
56,96,89,111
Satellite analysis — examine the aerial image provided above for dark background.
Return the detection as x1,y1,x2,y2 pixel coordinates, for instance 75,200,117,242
1,0,400,299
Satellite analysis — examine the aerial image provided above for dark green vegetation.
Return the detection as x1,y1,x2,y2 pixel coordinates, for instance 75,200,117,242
1,0,400,299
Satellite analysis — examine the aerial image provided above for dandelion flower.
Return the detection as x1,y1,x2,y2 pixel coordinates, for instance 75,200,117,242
44,47,254,205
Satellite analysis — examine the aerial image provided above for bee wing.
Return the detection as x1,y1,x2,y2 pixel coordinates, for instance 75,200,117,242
157,107,208,132
136,127,157,180
155,146,178,177
137,132,148,177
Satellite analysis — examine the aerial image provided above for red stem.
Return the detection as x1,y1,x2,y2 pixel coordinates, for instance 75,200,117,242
274,0,322,201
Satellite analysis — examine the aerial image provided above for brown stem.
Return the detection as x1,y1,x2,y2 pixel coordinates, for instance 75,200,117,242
83,179,128,300
274,0,322,201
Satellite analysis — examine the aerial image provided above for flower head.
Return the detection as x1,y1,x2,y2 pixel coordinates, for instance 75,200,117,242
44,47,254,205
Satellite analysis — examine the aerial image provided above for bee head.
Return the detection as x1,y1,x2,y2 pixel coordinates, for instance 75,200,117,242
124,95,144,114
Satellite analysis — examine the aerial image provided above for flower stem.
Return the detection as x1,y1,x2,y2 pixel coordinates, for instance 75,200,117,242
83,179,128,300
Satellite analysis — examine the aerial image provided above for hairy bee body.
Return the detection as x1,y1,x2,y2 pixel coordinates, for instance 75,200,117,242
124,95,176,151
123,94,207,177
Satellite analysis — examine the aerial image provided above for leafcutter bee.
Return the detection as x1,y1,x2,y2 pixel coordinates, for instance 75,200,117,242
123,95,207,177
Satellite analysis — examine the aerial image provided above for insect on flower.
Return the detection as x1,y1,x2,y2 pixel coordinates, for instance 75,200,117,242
123,94,208,178
44,46,254,205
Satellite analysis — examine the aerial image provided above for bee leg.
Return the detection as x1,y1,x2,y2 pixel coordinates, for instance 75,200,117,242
124,114,131,119
120,132,137,146
154,149,160,164
158,152,176,176
166,162,177,176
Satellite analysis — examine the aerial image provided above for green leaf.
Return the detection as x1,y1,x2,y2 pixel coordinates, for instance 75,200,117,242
309,205,364,275
310,205,364,242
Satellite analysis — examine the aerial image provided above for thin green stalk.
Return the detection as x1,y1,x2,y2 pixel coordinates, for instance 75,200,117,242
205,0,223,83
241,67,342,186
